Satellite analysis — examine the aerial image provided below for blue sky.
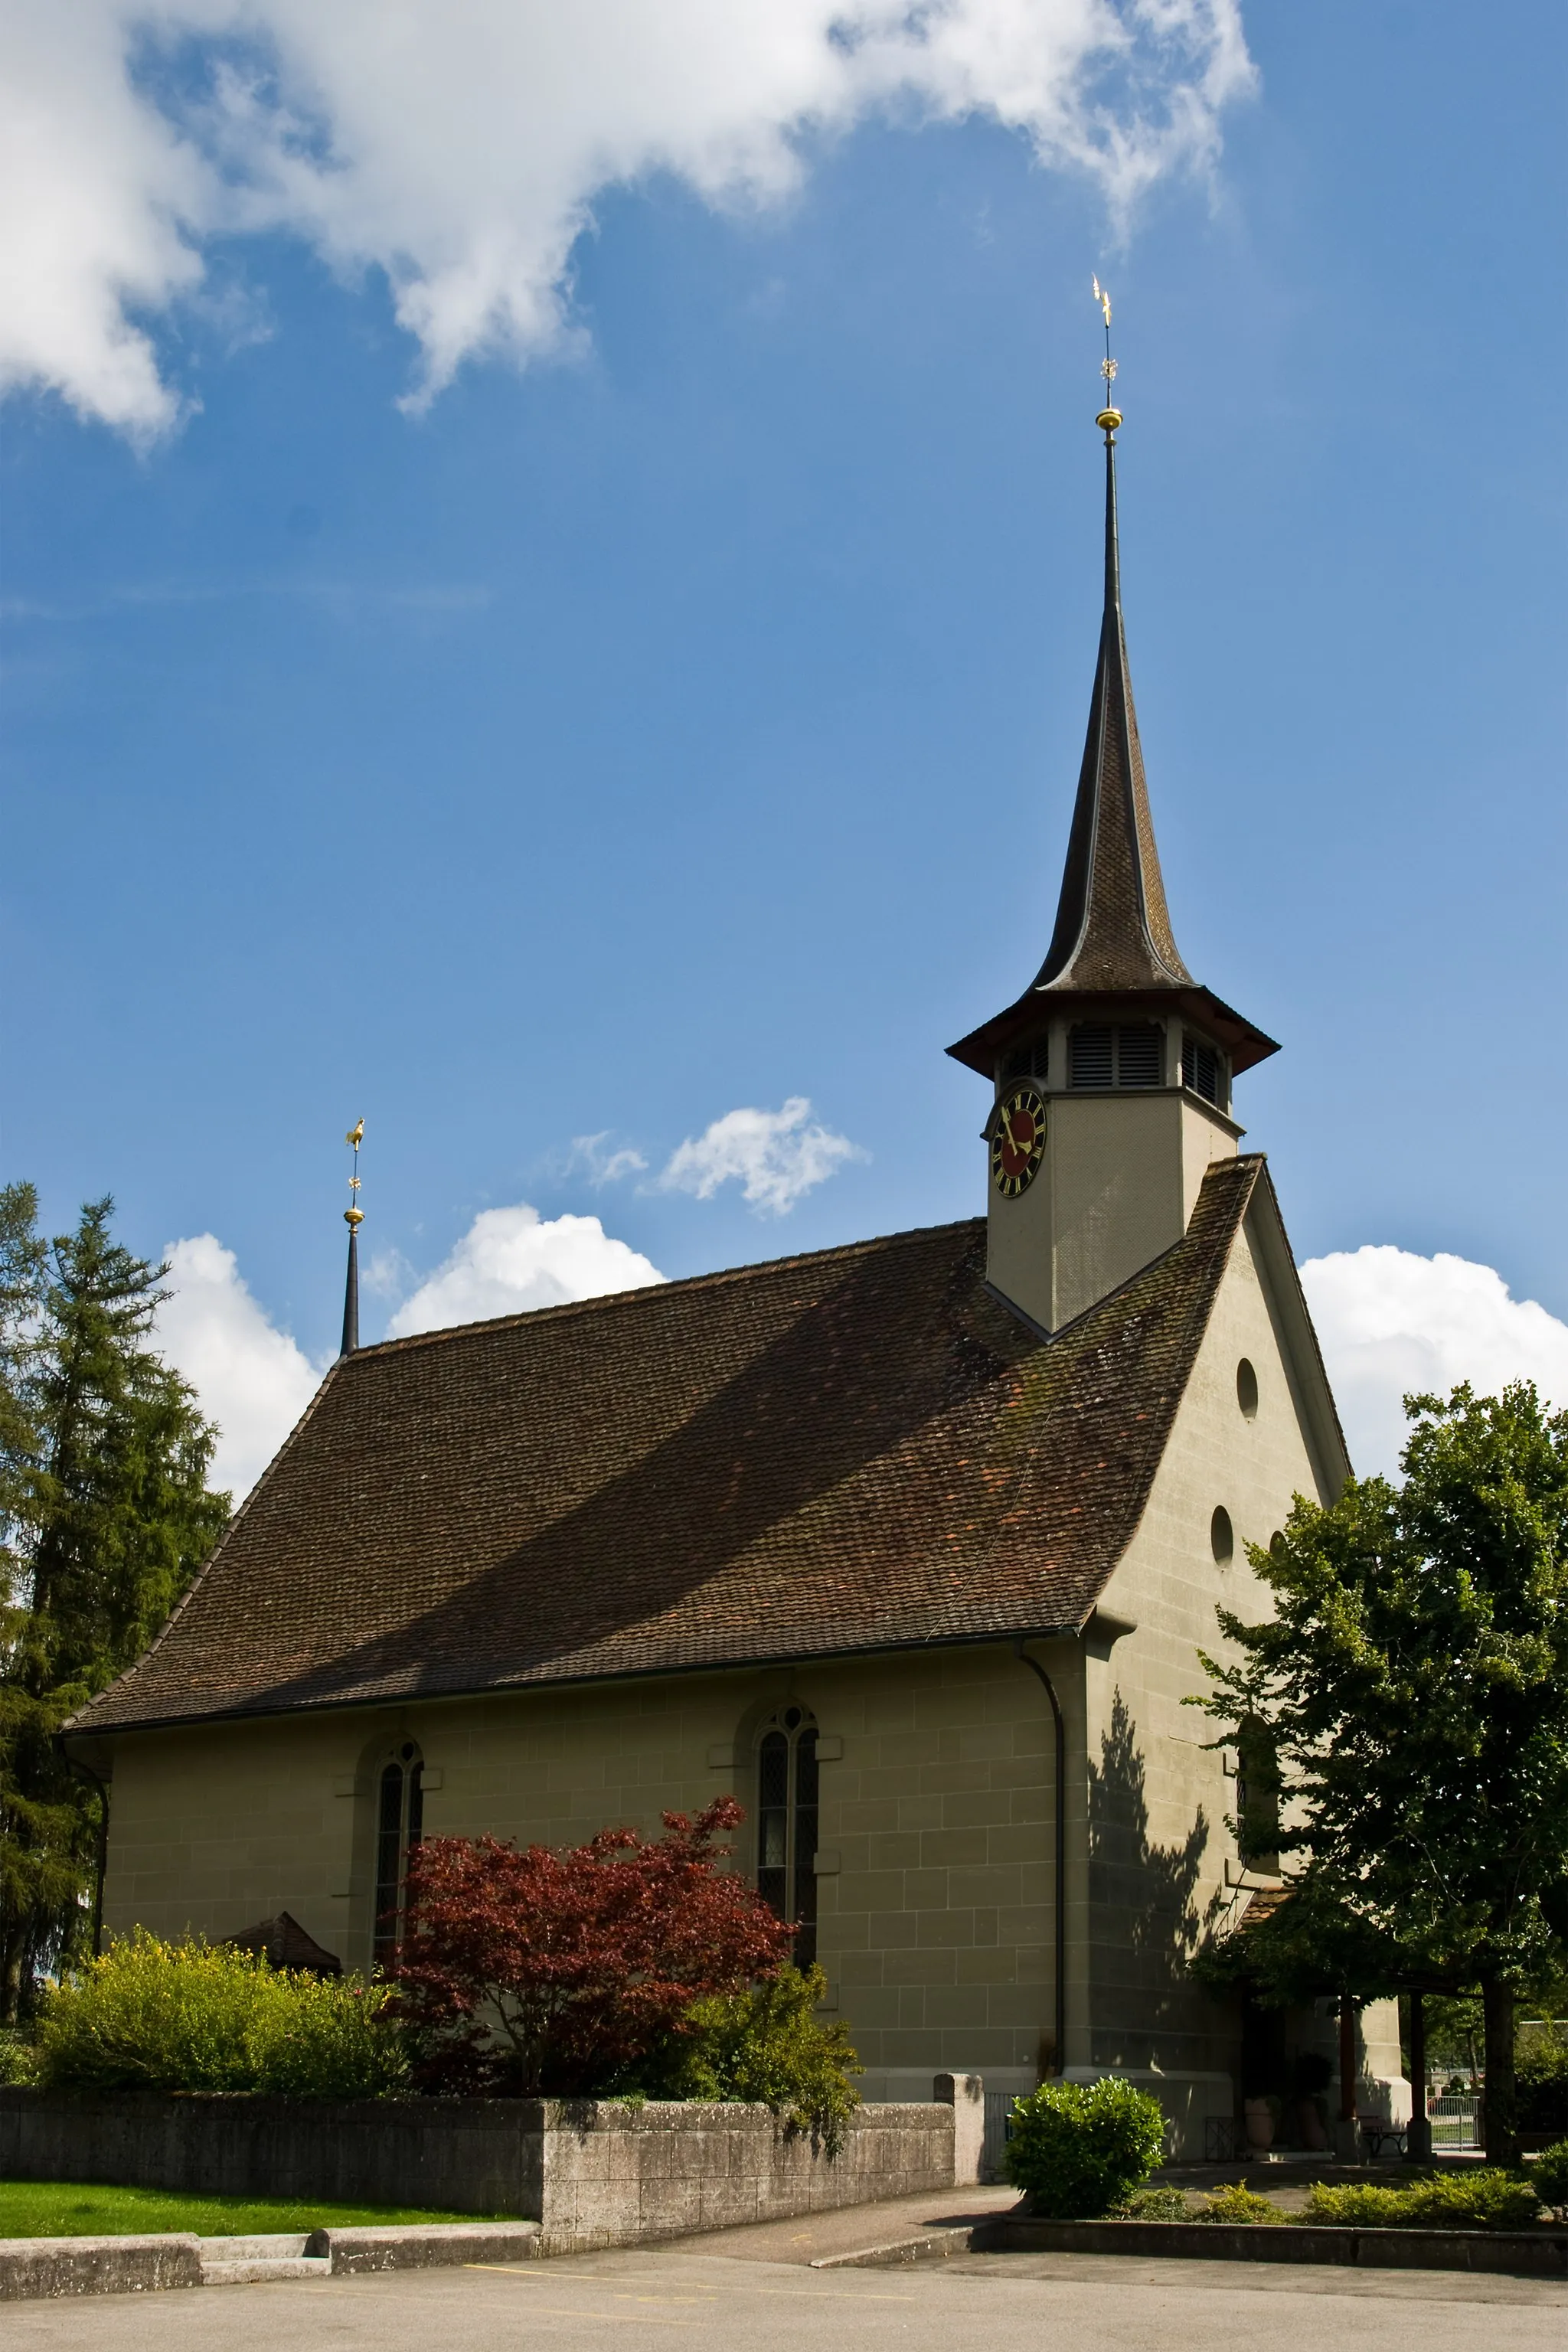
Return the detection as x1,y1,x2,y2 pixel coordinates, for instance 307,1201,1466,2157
2,1,1564,1491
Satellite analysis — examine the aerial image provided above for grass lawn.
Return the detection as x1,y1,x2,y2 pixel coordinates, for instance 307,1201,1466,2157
0,2180,518,2239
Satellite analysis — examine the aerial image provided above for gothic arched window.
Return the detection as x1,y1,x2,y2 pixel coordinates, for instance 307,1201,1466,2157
756,1706,819,1969
373,1740,424,1965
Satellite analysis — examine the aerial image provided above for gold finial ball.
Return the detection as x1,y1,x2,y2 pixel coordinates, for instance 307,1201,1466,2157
1096,407,1123,434
345,1207,364,1228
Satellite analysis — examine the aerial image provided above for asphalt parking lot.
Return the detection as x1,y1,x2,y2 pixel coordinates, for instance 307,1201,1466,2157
8,2213,1568,2352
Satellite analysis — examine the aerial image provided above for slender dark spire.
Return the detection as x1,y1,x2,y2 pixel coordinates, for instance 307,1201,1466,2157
1029,413,1191,995
340,1119,364,1357
946,298,1280,1085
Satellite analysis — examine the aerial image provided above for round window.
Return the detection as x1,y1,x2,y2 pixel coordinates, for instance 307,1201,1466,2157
1236,1359,1259,1419
1210,1506,1235,1566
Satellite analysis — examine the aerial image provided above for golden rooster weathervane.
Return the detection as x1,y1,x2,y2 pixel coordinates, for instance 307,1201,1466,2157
1093,275,1122,439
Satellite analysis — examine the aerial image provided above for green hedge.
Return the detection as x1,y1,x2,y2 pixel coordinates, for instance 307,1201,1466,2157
1304,2170,1541,2231
1002,2077,1166,2217
35,1932,405,2099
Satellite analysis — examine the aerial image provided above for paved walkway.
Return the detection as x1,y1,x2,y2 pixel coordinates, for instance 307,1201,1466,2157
8,2230,1567,2351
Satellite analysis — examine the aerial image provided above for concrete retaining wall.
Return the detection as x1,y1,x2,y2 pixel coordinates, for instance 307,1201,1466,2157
0,2082,964,2249
537,2097,954,2252
0,2087,544,2218
0,2233,203,2301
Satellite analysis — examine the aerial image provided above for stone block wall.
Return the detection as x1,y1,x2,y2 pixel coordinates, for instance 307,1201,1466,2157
0,2088,959,2248
536,2099,956,2251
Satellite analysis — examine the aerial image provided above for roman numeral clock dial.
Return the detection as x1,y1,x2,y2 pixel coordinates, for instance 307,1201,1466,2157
991,1084,1047,1197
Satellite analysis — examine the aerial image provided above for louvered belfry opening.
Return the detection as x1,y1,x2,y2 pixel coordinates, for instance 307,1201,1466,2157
1000,1034,1050,1084
1068,1021,1163,1090
1181,1036,1221,1105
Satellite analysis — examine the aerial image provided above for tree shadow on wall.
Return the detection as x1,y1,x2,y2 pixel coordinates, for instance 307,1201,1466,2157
1087,1691,1228,2071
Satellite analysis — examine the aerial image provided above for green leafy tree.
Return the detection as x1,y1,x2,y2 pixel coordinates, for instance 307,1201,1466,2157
0,1188,230,2017
1194,1383,1568,2166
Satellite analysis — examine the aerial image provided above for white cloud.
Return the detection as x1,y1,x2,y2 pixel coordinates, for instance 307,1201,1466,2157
1300,1246,1568,1482
386,1204,665,1338
158,1233,322,1498
0,2,1256,436
659,1096,865,1215
571,1132,650,1187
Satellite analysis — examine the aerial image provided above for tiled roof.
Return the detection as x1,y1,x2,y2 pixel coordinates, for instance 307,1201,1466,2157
70,1158,1266,1737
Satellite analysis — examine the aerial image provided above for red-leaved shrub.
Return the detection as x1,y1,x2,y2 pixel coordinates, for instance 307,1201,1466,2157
390,1798,792,2094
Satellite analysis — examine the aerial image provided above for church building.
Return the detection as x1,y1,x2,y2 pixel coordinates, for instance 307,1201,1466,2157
65,391,1400,2151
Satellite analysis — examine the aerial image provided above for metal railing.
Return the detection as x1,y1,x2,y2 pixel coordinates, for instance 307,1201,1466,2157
1426,2092,1481,2150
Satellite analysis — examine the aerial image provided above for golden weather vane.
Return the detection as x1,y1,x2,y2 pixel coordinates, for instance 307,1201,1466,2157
345,1119,364,1229
1092,275,1122,438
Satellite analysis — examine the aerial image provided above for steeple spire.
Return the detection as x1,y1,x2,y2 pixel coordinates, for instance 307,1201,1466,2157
946,297,1278,1086
340,1119,364,1357
1030,414,1192,995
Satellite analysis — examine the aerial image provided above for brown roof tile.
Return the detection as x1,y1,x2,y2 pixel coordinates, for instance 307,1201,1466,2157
70,1158,1265,1737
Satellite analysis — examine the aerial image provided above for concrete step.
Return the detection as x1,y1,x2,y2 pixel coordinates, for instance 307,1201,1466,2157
199,2255,332,2285
196,2234,331,2286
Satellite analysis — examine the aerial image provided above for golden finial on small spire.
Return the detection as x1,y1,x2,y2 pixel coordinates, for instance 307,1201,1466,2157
1092,275,1122,438
344,1119,364,1228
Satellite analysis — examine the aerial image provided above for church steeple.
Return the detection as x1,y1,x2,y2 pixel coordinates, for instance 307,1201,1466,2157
1031,420,1191,995
947,356,1277,1089
949,301,1279,1334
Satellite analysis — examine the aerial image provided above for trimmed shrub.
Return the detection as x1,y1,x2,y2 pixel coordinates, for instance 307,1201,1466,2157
660,1965,862,2153
1304,2171,1541,2231
1530,2141,1568,2220
35,1932,404,2099
1003,2077,1166,2218
1198,2184,1289,2225
1119,2186,1191,2220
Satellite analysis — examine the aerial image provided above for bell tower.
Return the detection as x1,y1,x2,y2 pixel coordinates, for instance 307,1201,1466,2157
948,314,1278,1334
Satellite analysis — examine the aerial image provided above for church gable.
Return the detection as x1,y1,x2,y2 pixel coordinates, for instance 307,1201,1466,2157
73,1165,1262,1738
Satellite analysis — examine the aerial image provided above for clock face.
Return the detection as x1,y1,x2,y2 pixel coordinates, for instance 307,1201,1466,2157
991,1084,1047,1197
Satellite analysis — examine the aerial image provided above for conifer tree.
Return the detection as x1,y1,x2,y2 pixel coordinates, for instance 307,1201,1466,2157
0,1187,230,2017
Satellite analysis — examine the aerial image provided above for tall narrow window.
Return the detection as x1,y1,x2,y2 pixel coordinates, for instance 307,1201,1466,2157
754,1707,820,1970
373,1740,423,1965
